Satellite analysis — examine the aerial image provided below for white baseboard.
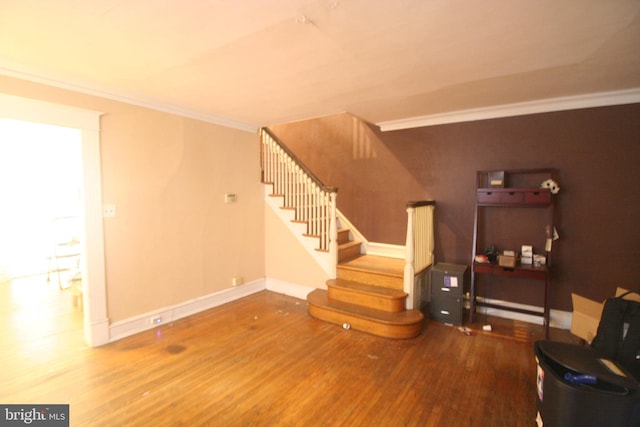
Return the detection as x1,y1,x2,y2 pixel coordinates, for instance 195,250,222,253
86,318,110,347
109,279,266,343
365,242,404,258
473,296,572,330
107,277,572,344
107,278,317,343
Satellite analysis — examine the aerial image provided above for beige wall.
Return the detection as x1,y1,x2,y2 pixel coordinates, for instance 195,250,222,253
0,75,265,323
264,205,329,289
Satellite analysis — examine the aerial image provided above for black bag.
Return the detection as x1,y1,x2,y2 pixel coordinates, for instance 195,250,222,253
591,291,640,380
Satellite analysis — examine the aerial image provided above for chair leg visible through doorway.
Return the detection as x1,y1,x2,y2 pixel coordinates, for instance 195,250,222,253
68,272,82,309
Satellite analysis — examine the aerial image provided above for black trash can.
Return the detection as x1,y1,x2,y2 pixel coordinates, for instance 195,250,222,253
534,340,640,427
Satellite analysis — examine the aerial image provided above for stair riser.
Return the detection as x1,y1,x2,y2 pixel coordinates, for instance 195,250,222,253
337,229,350,245
338,244,361,262
327,287,405,313
337,268,403,290
308,304,422,339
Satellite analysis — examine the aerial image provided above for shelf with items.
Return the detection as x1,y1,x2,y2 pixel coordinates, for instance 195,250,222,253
472,262,549,279
472,262,550,322
470,169,558,338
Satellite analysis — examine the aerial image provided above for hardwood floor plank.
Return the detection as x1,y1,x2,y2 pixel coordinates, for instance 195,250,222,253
1,282,581,426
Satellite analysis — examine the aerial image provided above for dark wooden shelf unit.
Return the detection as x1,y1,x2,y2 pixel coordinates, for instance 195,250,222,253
470,169,557,338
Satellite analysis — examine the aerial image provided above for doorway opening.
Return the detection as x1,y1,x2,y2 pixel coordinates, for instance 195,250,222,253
0,92,108,347
0,118,85,346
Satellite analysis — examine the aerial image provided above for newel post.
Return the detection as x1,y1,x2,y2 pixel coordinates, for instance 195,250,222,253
404,206,415,309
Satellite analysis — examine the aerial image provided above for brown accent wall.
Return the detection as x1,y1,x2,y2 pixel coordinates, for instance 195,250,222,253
270,104,640,311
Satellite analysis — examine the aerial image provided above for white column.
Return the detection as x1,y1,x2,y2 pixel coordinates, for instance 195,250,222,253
404,206,415,309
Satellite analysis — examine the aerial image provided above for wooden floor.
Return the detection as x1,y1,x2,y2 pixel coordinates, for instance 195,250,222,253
1,277,579,426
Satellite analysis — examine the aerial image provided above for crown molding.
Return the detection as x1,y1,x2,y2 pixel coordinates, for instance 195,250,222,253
4,66,638,134
377,88,640,131
0,67,258,133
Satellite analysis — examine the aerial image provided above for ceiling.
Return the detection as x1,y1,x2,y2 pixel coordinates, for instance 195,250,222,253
1,0,639,132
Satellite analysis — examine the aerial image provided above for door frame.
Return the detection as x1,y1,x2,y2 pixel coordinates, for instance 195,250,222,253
0,93,109,346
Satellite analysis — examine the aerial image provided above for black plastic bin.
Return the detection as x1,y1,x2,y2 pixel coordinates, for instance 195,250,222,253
534,340,640,427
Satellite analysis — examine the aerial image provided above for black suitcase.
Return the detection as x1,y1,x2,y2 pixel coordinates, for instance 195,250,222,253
534,340,640,427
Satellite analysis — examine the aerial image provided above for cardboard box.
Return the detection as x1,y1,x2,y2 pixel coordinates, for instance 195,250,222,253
570,293,604,343
570,287,640,343
498,253,517,268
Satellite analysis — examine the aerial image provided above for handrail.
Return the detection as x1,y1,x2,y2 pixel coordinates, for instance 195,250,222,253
407,200,436,209
260,127,337,194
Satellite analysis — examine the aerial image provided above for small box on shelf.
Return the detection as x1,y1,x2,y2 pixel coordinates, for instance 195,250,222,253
521,245,533,265
498,250,518,268
488,170,505,188
533,254,546,266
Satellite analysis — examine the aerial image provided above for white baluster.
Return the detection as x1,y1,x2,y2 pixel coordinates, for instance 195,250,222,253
260,129,337,255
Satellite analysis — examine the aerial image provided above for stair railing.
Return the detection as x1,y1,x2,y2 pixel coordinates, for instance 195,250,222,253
260,128,338,274
404,200,436,309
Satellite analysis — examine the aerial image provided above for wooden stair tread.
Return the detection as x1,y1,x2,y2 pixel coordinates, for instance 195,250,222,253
338,254,404,278
307,289,422,325
326,278,407,298
338,240,361,250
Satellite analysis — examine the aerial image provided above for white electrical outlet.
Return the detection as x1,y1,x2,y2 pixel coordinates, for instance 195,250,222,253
103,204,116,218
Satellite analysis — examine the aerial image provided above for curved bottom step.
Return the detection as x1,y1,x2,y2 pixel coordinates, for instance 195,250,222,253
307,289,423,339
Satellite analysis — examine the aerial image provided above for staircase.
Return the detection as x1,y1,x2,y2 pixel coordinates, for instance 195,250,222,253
260,127,432,340
307,229,425,339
